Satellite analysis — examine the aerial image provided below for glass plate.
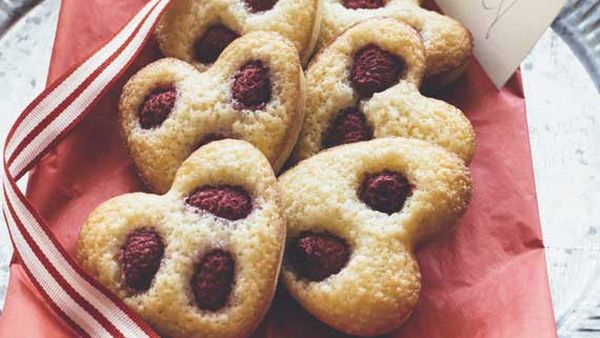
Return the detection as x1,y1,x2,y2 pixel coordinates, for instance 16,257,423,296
552,0,600,92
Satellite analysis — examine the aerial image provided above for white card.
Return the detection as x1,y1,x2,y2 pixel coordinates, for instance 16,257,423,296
435,0,565,88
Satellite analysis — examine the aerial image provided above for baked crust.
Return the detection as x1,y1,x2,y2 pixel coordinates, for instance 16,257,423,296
77,140,286,338
155,0,323,68
280,137,472,336
120,31,305,193
319,0,473,87
291,18,475,164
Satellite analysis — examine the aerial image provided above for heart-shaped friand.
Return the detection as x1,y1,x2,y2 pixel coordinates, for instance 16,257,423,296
120,31,305,193
155,0,322,69
291,18,475,164
77,140,285,338
319,0,473,87
280,137,472,336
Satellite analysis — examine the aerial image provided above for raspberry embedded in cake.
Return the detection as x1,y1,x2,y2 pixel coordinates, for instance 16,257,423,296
289,232,350,281
359,171,412,214
323,107,372,148
342,0,385,10
186,186,252,221
232,60,271,110
195,24,240,64
139,86,177,129
243,0,277,12
192,249,235,311
120,228,165,291
351,44,404,98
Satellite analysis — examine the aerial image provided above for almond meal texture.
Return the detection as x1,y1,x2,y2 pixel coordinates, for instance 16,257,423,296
77,140,286,338
280,137,472,336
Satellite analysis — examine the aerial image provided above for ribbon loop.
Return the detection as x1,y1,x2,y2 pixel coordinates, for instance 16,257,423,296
2,0,174,336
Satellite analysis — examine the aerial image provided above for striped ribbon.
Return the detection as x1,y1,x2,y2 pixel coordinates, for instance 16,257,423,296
1,0,176,336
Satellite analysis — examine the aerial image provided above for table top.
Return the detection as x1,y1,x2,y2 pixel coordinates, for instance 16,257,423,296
1,0,599,335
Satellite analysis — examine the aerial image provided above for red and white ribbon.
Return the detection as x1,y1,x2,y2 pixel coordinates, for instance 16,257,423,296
2,0,175,336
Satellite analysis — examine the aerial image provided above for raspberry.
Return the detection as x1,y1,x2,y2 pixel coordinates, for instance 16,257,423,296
139,86,177,129
232,60,271,110
243,0,277,12
351,44,404,98
192,250,235,311
195,132,230,149
289,232,350,281
342,0,385,9
186,186,252,220
323,107,372,148
120,228,164,291
359,171,412,214
195,25,240,64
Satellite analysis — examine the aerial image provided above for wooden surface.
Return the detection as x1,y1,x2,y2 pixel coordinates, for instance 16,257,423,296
0,0,599,335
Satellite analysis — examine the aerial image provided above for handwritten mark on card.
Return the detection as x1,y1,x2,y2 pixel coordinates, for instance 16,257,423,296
482,0,520,39
435,0,565,88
